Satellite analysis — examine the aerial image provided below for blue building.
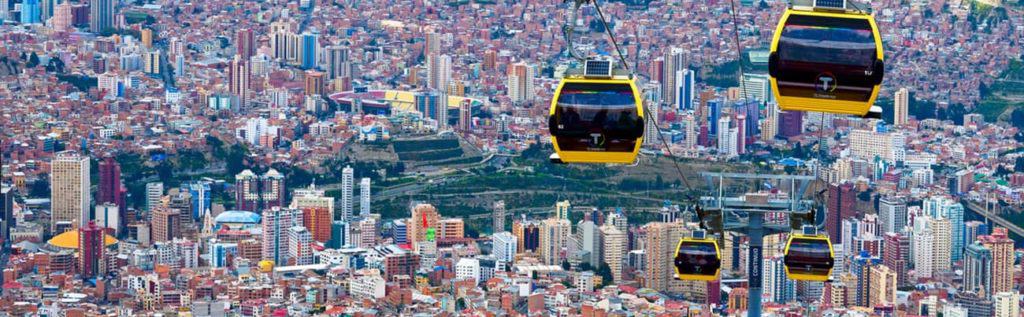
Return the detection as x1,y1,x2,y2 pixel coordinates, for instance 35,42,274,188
184,181,212,221
676,69,696,111
414,91,446,122
708,99,721,135
391,219,408,245
301,32,319,69
21,0,41,24
924,197,966,261
210,242,239,268
328,221,348,249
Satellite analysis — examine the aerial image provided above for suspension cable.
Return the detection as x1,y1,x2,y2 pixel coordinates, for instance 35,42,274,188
591,0,632,74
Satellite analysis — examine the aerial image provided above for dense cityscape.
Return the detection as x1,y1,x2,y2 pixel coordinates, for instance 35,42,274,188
0,0,1023,316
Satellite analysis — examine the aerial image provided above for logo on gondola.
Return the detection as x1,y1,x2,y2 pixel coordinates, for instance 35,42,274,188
815,73,837,93
589,133,605,148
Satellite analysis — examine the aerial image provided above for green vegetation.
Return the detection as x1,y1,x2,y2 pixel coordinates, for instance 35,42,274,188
56,74,98,92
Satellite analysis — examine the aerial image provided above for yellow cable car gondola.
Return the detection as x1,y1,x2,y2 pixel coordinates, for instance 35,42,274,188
768,2,884,117
673,231,722,281
783,228,835,282
549,60,645,164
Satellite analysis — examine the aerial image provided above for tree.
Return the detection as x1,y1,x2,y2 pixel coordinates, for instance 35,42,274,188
596,262,614,285
1016,157,1024,173
26,52,40,68
561,259,571,271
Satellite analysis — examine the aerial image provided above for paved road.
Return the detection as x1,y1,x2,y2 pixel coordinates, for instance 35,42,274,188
963,199,1024,239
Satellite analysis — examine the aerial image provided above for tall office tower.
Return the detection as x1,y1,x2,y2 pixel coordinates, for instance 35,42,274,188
229,54,251,110
458,100,472,131
300,32,318,69
424,30,441,57
51,151,90,231
1,187,13,249
304,70,325,96
762,103,779,141
41,0,59,22
675,69,696,110
661,47,686,106
539,217,570,265
184,181,211,221
140,28,153,48
578,220,600,265
236,28,256,59
94,203,119,236
89,0,111,33
507,62,534,104
681,112,697,149
894,87,909,125
21,0,41,24
359,178,371,215
151,207,181,243
435,91,449,130
143,50,161,74
600,224,627,283
341,166,354,220
993,292,1020,317
291,184,335,219
357,217,378,248
269,22,292,60
262,207,299,264
97,156,125,232
643,222,686,292
964,221,989,245
287,226,313,265
826,182,855,242
867,265,897,308
325,45,351,80
301,207,332,243
493,201,506,232
513,219,541,253
913,216,952,278
78,221,104,279
146,182,163,211
408,204,440,245
260,169,285,210
882,232,910,287
50,2,72,30
741,73,771,103
234,170,259,212
964,242,993,297
764,256,795,303
493,232,517,267
717,116,734,156
607,209,628,232
980,228,1014,294
644,102,661,146
778,110,803,138
555,200,570,220
878,196,907,234
922,196,965,261
427,54,452,91
735,114,747,154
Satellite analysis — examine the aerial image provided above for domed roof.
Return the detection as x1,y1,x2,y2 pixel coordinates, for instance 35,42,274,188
214,210,262,224
48,230,118,249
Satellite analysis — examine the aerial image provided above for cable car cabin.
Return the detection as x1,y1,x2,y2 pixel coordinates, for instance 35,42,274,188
673,237,722,281
768,8,884,117
783,234,835,281
548,75,645,164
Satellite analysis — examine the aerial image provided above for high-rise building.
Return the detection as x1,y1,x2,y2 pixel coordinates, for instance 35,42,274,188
51,151,90,231
301,207,332,243
1,187,13,248
764,256,795,303
493,200,506,232
923,196,965,261
644,102,662,147
540,217,571,265
140,28,154,48
89,0,112,33
235,170,259,212
95,203,120,236
980,228,1014,295
507,62,534,104
325,45,351,80
826,182,856,242
414,90,449,128
50,1,73,30
21,0,41,24
304,70,325,96
184,181,211,222
912,216,952,278
993,292,1020,317
578,220,600,265
427,54,452,91
555,201,570,220
146,182,164,211
868,264,897,308
341,166,354,220
151,208,181,243
741,73,771,103
493,232,517,267
143,50,161,74
882,232,910,287
643,222,686,292
513,219,541,253
424,30,441,57
300,32,319,69
661,48,686,106
439,218,465,239
236,28,256,59
408,204,440,247
762,103,779,141
878,196,907,234
287,226,313,265
291,184,335,220
964,242,993,297
458,100,472,131
359,178,371,215
600,224,626,283
894,88,909,125
675,69,696,110
261,207,299,264
78,221,104,279
97,156,126,232
229,54,251,110
357,217,378,248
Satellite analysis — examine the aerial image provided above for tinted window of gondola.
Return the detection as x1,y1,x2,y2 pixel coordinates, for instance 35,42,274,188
785,239,833,275
776,14,877,102
674,242,720,275
552,82,642,152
